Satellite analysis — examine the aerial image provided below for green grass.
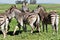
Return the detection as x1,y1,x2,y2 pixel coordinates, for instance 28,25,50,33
0,4,60,40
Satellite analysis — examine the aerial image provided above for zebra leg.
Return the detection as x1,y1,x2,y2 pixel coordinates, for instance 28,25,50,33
23,22,27,32
18,23,21,33
36,15,40,32
42,21,44,32
29,19,36,33
36,18,40,32
51,15,55,34
51,21,55,34
30,23,35,33
55,25,58,35
52,24,55,34
5,18,9,33
1,23,6,38
8,19,12,31
13,25,19,35
55,15,59,34
46,24,48,32
36,23,40,33
28,15,37,33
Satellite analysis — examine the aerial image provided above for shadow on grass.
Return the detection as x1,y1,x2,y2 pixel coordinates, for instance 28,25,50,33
0,31,3,34
7,30,23,36
33,31,40,33
26,30,40,33
0,30,40,36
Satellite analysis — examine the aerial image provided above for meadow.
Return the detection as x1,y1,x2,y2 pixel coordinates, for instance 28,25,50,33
0,4,60,40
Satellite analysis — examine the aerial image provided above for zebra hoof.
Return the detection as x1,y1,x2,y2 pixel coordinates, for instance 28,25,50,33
31,31,33,34
13,33,15,35
4,34,6,38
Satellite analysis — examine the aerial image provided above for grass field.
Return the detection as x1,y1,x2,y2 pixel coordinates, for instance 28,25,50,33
0,4,60,40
